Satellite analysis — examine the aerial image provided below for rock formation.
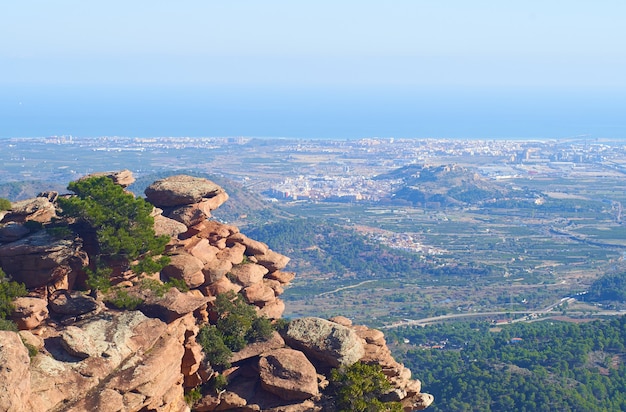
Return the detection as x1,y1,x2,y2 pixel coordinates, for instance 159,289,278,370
0,172,432,411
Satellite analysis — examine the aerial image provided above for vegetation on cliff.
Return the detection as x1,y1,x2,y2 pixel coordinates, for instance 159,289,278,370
0,267,27,330
390,318,626,411
329,362,403,412
57,175,170,278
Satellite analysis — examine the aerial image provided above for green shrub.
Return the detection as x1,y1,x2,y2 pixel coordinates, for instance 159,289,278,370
0,269,28,320
213,291,273,351
0,318,18,331
140,277,189,297
0,198,11,211
184,387,202,406
329,362,403,412
107,288,143,310
57,176,170,275
85,266,112,293
197,325,232,369
46,225,73,239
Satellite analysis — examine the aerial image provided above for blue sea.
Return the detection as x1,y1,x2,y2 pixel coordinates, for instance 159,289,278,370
1,85,624,140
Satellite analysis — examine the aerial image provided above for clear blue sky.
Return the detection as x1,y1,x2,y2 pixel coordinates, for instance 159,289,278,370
1,1,625,138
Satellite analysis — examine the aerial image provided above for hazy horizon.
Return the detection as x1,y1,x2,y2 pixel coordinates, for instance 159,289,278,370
2,1,625,140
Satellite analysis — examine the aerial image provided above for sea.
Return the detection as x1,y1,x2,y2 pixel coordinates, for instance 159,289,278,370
1,85,625,140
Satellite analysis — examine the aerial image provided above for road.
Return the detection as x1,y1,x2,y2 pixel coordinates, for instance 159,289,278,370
381,298,622,329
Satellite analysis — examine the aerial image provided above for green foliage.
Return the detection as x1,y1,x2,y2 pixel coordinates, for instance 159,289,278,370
140,277,189,297
213,291,274,351
184,387,202,406
0,270,28,320
58,176,169,273
0,197,11,210
586,271,626,302
197,291,274,369
210,373,228,392
22,220,43,232
106,288,143,310
23,341,39,358
329,362,403,412
0,318,18,331
46,225,73,239
85,266,112,293
390,318,626,411
197,325,232,369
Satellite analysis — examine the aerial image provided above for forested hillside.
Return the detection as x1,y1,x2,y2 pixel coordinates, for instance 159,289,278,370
388,318,626,411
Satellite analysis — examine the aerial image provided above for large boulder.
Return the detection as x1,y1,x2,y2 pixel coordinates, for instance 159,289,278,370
284,317,365,368
259,348,319,401
140,288,213,323
153,214,188,238
161,253,205,288
0,232,87,289
5,197,56,223
11,297,49,330
230,263,269,287
0,331,31,412
48,290,99,316
60,325,99,359
144,175,225,207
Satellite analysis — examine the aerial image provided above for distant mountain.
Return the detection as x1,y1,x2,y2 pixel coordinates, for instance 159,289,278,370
0,180,68,201
376,164,506,207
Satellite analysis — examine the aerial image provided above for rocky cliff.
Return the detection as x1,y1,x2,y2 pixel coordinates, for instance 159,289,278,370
0,171,432,412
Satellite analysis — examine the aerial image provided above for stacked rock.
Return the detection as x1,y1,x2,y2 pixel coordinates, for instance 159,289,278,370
145,175,292,319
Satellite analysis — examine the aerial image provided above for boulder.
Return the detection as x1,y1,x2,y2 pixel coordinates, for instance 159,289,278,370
258,299,285,320
60,325,99,359
161,253,205,288
0,331,31,412
253,250,290,272
242,283,276,305
230,263,269,287
264,279,284,296
0,222,31,243
202,259,233,284
284,317,365,368
259,348,319,401
196,191,229,213
216,242,246,265
144,175,225,207
226,233,269,255
185,238,219,264
201,276,241,297
402,393,434,411
167,204,210,227
266,271,296,285
329,316,353,327
141,288,213,323
230,331,286,364
0,232,87,289
6,197,56,223
11,297,49,330
153,214,188,237
49,290,99,316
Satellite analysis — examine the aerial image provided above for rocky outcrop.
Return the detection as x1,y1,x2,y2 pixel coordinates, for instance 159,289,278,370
0,331,31,412
0,172,431,411
284,317,365,368
11,297,49,330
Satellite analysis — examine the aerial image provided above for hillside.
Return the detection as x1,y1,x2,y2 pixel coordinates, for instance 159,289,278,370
375,164,514,207
0,171,432,412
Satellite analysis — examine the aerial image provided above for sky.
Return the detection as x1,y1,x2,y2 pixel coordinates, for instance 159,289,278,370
1,1,625,139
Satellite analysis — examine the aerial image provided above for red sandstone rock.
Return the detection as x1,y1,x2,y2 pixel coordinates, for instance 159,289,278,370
11,297,49,330
230,263,269,287
161,253,205,288
0,331,31,412
259,349,319,401
144,175,225,207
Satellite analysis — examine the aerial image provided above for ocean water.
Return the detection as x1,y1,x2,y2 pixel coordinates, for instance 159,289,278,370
1,85,625,140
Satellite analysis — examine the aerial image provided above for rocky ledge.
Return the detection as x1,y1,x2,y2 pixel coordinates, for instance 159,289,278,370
0,171,432,411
